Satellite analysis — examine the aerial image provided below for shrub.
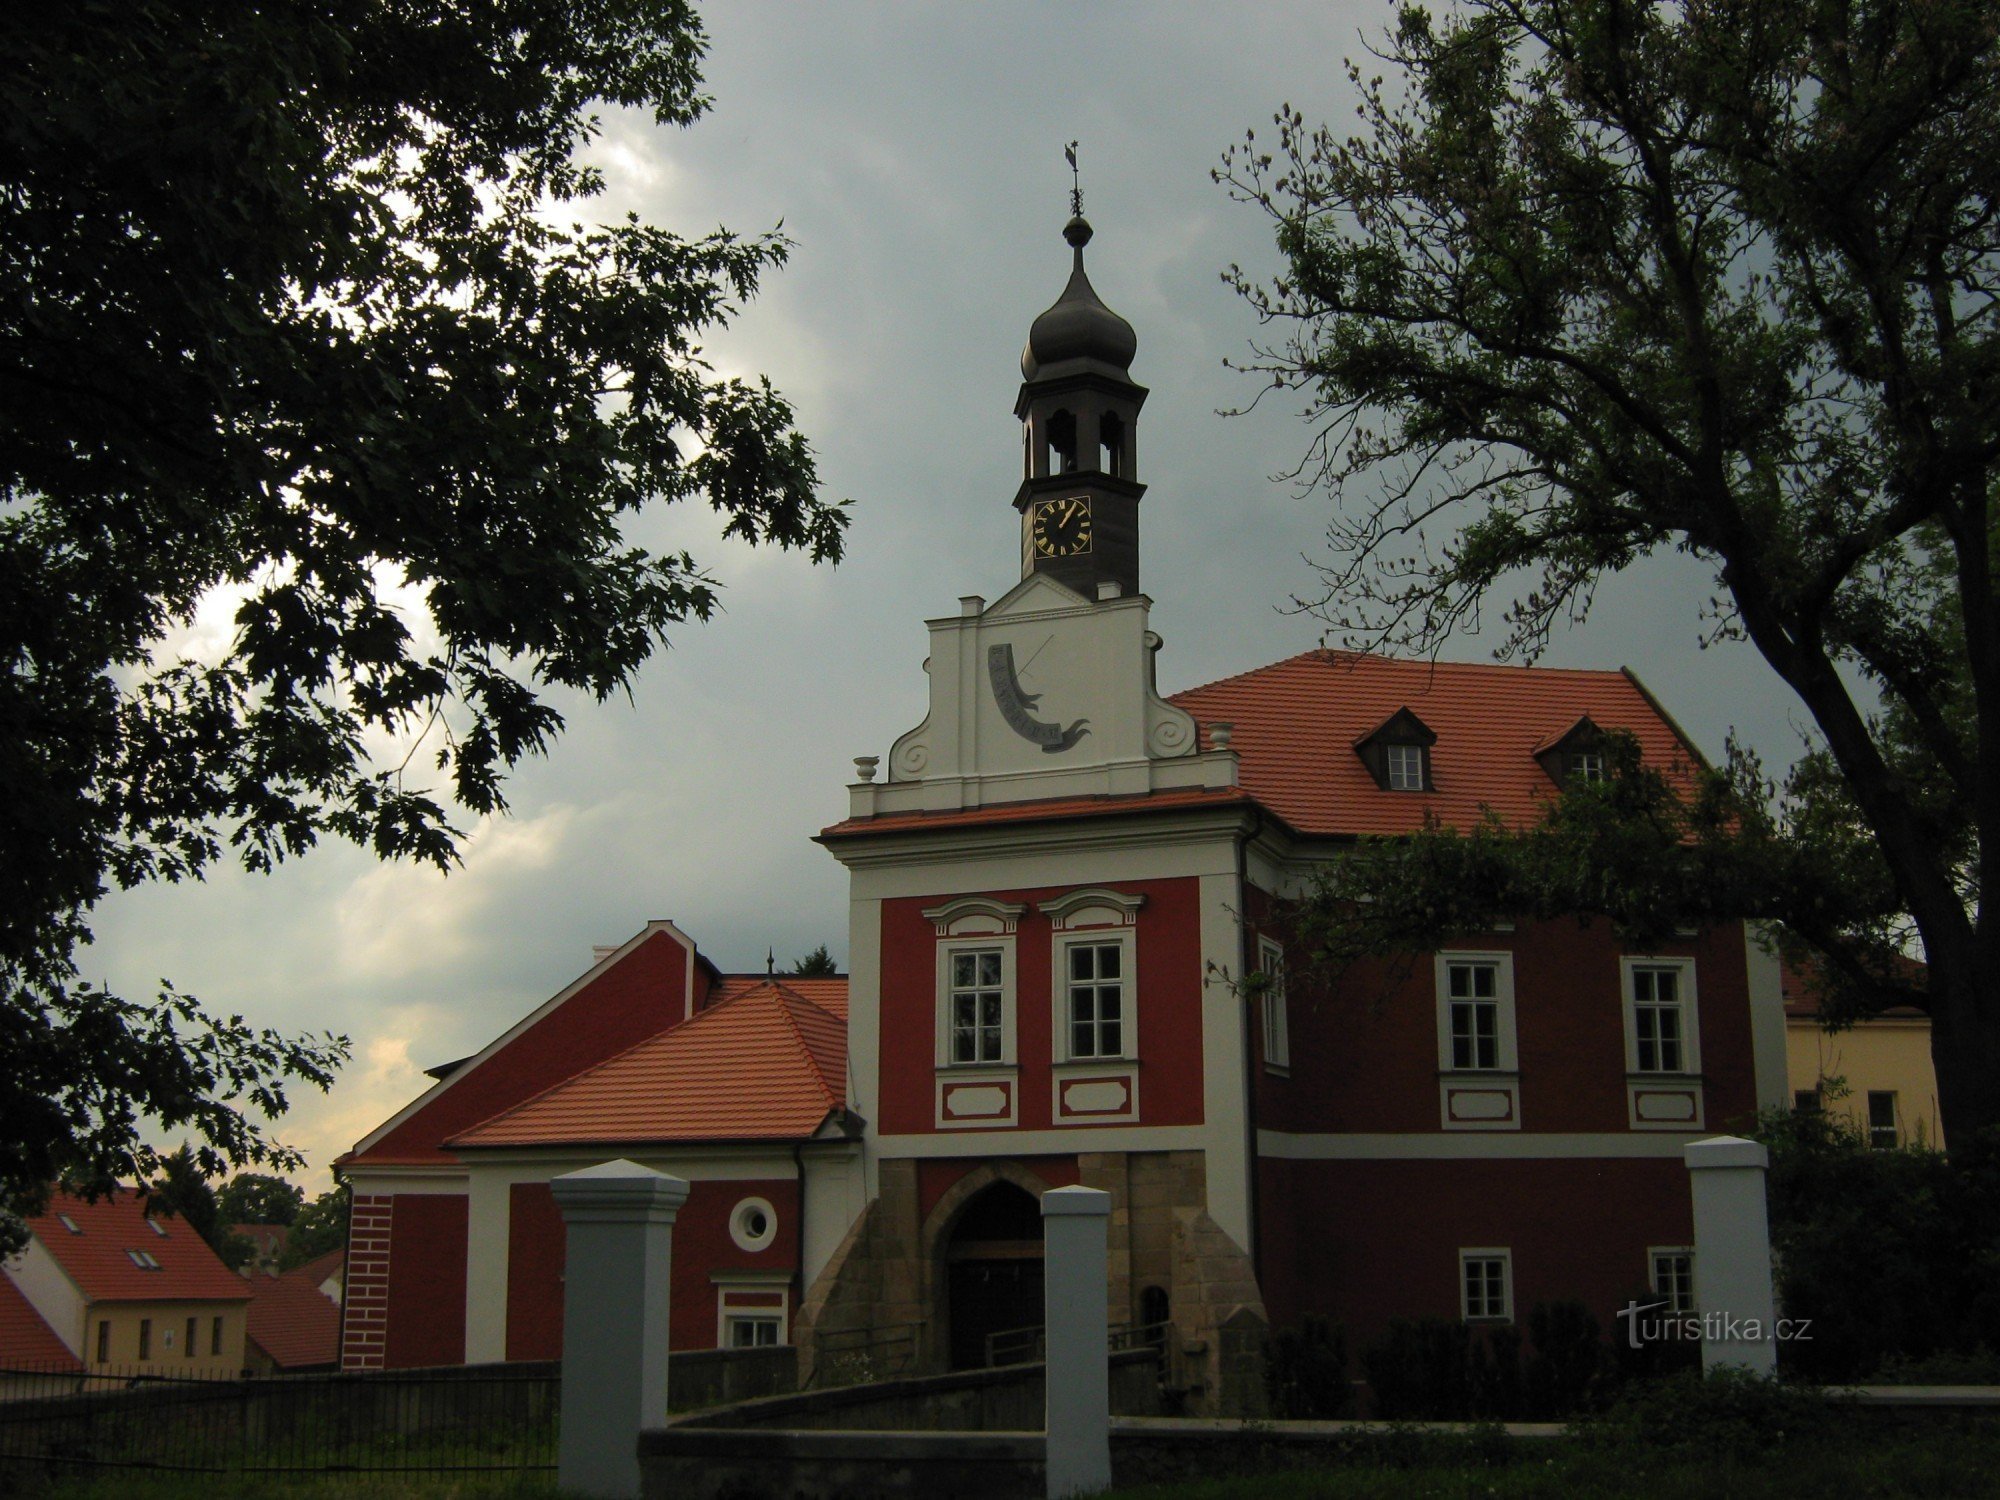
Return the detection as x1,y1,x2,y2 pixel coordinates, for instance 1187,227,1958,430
1578,1366,1841,1464
1757,1111,2000,1381
1264,1315,1352,1419
1362,1302,1618,1421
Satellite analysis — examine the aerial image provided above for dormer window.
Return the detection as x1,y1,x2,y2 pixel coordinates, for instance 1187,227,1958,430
1535,715,1609,789
1354,707,1438,792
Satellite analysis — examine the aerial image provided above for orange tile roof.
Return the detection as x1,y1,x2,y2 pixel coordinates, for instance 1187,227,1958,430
449,980,848,1149
245,1267,341,1369
818,785,1254,841
712,974,848,1019
26,1189,251,1305
0,1272,82,1370
1169,650,1702,837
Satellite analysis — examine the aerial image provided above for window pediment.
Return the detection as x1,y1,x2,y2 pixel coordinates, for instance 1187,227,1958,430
1037,887,1146,930
921,896,1028,936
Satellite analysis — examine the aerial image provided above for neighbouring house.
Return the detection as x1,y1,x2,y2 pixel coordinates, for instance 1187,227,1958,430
1785,962,1942,1149
230,1223,289,1277
245,1256,344,1373
336,211,1790,1404
2,1188,249,1375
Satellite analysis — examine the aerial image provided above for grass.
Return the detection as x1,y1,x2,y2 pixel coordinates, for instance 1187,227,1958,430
3,1473,558,1500
1100,1422,2000,1500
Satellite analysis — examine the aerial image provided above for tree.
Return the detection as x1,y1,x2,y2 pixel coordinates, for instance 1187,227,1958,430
1218,0,2000,1138
789,945,840,977
278,1187,349,1272
0,2,846,1240
216,1173,306,1228
149,1144,255,1270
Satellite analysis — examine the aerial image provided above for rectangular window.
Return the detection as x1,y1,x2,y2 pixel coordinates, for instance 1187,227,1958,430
1448,960,1499,1070
1622,958,1699,1075
1460,1250,1511,1321
1386,743,1426,791
211,1316,223,1357
186,1317,198,1359
1650,1249,1695,1314
1259,938,1290,1072
1631,966,1685,1071
138,1319,151,1360
1066,941,1124,1059
725,1315,782,1348
96,1321,108,1363
1793,1088,1821,1115
1569,750,1606,783
1868,1091,1898,1150
948,948,1005,1065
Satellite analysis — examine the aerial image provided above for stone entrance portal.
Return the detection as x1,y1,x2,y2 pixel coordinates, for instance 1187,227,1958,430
944,1181,1044,1369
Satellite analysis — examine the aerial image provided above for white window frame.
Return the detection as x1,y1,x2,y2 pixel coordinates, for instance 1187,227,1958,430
935,935,1016,1069
1435,952,1517,1073
1386,742,1426,791
713,1273,792,1348
1621,957,1700,1075
1052,926,1136,1064
724,1313,783,1348
1459,1248,1513,1322
728,1196,778,1253
1867,1090,1899,1150
1258,937,1290,1073
1648,1246,1695,1314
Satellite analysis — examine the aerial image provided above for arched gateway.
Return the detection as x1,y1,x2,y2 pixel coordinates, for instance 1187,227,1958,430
942,1181,1044,1370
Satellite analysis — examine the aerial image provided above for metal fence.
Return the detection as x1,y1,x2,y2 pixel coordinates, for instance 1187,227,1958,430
982,1319,1173,1370
0,1361,557,1478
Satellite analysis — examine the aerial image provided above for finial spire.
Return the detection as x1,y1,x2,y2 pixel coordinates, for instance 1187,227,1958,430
1065,140,1083,218
766,946,775,977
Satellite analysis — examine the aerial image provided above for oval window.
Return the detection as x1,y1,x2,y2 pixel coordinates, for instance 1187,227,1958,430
730,1196,777,1252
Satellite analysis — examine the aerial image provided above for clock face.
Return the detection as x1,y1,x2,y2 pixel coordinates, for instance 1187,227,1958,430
1031,495,1093,558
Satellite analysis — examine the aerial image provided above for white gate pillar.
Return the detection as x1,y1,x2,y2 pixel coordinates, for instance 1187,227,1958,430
1684,1135,1777,1376
551,1160,689,1499
1042,1184,1111,1500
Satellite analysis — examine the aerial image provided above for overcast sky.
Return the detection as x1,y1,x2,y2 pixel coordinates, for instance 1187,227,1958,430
86,2,1819,1190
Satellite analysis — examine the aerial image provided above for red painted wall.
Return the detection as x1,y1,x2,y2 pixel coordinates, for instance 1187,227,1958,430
383,1194,468,1368
498,1176,801,1355
1257,1155,1693,1350
1253,912,1760,1137
878,877,1207,1136
356,929,700,1166
506,1184,564,1361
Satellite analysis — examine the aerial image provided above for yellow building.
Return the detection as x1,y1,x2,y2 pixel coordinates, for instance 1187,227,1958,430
0,1187,249,1375
1784,964,1943,1150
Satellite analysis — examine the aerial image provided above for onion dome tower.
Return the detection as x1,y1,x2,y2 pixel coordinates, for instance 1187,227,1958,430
1014,201,1149,600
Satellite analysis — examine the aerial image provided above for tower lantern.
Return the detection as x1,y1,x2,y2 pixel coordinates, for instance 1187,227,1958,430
1014,205,1148,599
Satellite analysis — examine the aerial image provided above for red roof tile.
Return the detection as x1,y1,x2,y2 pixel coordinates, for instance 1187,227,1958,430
449,981,848,1149
1169,650,1701,837
26,1189,250,1304
245,1268,341,1369
712,974,848,1019
818,785,1254,841
0,1273,82,1370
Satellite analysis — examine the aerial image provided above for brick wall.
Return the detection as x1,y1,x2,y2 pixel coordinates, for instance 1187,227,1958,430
339,1194,392,1370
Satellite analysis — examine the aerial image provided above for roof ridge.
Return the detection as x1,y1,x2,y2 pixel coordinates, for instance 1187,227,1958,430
771,992,843,1107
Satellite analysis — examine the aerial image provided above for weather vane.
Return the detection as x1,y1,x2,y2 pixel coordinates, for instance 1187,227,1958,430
1065,140,1083,217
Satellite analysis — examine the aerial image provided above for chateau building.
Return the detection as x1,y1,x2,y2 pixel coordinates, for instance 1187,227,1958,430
335,213,1790,1398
